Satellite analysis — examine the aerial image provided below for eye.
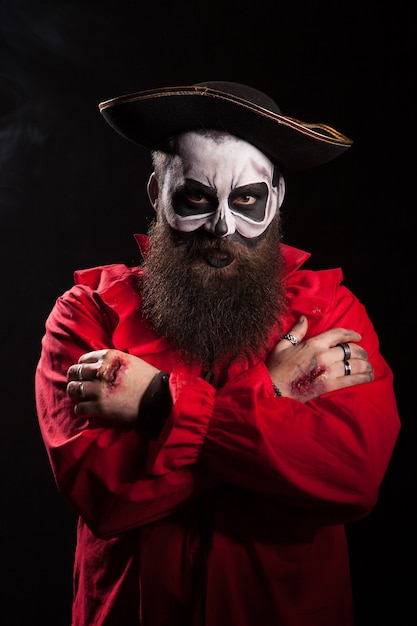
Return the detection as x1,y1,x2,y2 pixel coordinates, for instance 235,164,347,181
185,191,210,206
229,182,268,221
173,181,217,217
232,193,257,207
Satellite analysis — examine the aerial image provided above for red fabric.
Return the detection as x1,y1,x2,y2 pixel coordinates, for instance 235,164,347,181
35,241,400,626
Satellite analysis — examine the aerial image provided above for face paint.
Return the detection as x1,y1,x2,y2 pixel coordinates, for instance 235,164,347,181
158,131,284,239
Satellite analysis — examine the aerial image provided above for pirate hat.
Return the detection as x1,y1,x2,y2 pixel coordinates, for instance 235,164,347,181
98,81,352,172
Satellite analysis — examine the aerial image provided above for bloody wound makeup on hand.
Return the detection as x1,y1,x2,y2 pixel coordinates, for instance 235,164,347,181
100,357,127,390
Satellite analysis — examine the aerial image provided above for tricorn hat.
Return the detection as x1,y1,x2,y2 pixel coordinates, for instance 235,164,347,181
98,81,352,172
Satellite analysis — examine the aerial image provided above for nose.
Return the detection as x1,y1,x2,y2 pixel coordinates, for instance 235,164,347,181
204,201,235,238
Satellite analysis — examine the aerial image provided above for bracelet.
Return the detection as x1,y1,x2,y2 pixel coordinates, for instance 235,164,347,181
138,370,172,436
272,382,282,397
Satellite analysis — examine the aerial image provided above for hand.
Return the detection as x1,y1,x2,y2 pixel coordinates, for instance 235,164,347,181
66,349,160,426
267,316,374,403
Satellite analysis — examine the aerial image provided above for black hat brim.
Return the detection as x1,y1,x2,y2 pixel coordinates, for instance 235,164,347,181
99,85,352,172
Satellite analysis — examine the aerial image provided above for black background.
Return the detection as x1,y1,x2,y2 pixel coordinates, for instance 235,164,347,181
1,1,415,624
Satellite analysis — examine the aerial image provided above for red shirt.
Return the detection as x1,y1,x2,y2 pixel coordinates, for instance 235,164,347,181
35,241,400,626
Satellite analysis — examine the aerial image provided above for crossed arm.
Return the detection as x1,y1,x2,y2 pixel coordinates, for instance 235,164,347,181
66,315,374,425
36,279,399,537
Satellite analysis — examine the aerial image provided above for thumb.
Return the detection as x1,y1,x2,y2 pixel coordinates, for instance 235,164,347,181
277,315,308,351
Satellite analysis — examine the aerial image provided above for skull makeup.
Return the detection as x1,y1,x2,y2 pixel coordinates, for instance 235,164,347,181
149,131,285,239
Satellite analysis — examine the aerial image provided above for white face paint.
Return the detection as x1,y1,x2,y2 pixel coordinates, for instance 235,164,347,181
156,131,285,239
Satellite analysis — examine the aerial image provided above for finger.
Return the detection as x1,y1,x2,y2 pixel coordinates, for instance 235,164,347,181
331,328,362,346
67,363,84,382
336,342,351,361
342,360,352,377
67,380,86,400
331,343,368,364
74,401,101,417
66,380,96,401
278,315,308,350
339,358,374,380
78,349,109,364
67,362,100,382
306,328,363,353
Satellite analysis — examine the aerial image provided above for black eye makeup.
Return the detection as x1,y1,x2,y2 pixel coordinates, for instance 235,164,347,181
173,180,269,223
173,179,218,217
229,183,268,222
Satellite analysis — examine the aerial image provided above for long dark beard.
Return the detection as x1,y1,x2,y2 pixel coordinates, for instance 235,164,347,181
140,216,287,370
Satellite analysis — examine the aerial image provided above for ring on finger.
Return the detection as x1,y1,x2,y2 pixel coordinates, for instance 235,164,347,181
344,360,351,376
76,364,83,381
283,333,299,346
78,381,85,397
336,342,351,361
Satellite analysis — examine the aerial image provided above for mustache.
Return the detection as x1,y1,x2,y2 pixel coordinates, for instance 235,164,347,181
172,229,254,261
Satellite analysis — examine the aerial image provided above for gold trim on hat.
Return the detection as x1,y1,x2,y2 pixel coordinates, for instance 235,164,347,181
99,85,352,147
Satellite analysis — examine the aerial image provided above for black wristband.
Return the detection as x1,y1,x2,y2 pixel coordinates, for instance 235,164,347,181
138,371,172,436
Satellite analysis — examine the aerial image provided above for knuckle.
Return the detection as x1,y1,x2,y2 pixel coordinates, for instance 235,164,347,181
358,347,368,359
67,381,77,397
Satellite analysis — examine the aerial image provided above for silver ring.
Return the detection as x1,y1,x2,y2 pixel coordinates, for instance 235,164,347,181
76,364,83,381
336,342,351,361
344,360,351,376
283,333,299,346
78,382,85,397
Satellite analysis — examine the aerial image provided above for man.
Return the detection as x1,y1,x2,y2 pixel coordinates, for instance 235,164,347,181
35,81,400,626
